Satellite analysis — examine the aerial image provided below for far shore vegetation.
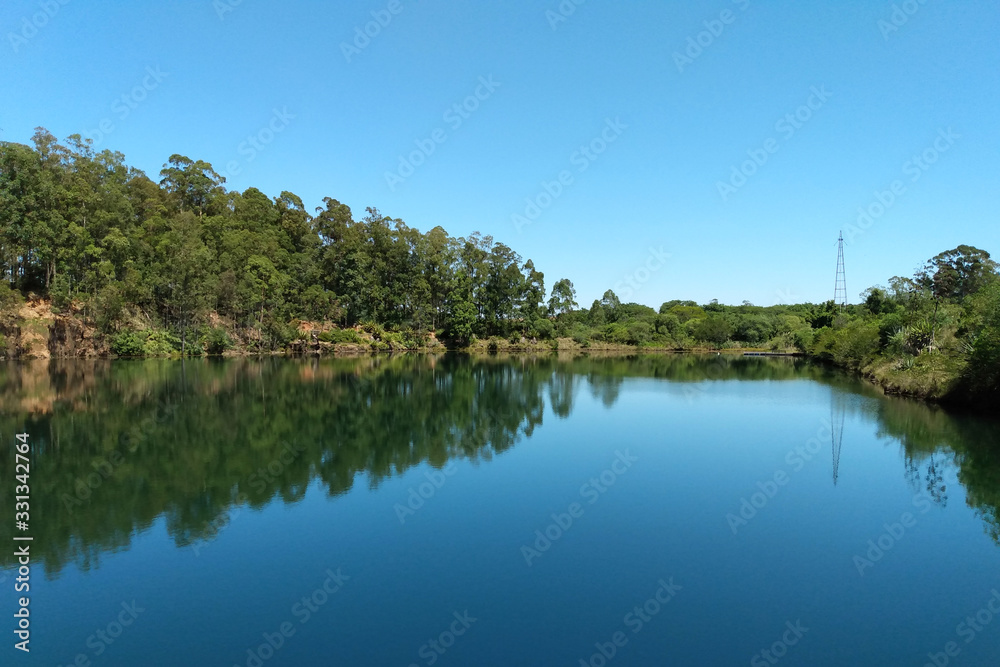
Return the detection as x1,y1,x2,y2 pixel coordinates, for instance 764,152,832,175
2,129,998,408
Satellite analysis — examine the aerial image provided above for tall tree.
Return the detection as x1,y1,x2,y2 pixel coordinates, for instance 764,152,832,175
548,279,578,316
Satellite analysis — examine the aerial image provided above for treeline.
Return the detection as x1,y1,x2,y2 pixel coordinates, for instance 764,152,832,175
802,245,1000,404
555,244,999,403
0,129,574,354
1,129,998,404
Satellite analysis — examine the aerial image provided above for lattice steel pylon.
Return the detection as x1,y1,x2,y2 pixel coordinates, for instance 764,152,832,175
834,232,847,310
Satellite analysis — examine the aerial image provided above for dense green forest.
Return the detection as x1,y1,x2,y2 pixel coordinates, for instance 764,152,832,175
1,129,998,404
0,128,570,353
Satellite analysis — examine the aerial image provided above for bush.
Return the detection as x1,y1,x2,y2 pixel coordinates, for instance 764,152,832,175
318,328,365,345
767,332,796,352
601,322,630,345
144,330,181,356
568,323,591,346
807,327,837,360
111,331,146,357
204,327,232,355
877,313,904,348
359,321,386,340
693,316,733,347
626,321,653,345
0,283,23,315
793,328,815,352
382,331,419,350
833,321,880,367
528,318,554,341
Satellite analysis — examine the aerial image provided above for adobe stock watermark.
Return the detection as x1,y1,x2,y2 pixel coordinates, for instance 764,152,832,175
577,578,682,667
613,246,671,301
233,567,349,667
750,620,809,667
921,589,1000,667
726,418,832,535
213,0,244,21
842,127,958,246
394,462,458,524
407,611,477,667
673,0,752,73
341,0,405,62
220,107,295,179
545,0,588,30
54,601,145,667
878,0,932,40
61,400,178,513
512,117,627,233
81,66,169,148
521,449,638,566
192,441,307,557
384,75,501,192
7,0,72,54
681,353,734,403
717,85,832,201
852,492,933,576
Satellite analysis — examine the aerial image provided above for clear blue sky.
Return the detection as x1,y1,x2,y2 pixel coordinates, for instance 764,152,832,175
2,0,997,308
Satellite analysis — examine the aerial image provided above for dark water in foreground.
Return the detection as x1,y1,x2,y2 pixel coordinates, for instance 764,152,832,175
2,354,1000,666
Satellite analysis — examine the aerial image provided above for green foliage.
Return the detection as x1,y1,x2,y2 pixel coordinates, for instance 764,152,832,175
530,318,555,340
917,245,997,301
962,281,1000,394
693,316,733,347
144,330,181,357
318,328,365,345
94,285,126,333
548,279,578,316
0,132,566,351
0,283,22,314
667,305,706,323
568,323,591,346
1,129,998,407
49,274,71,311
110,331,146,357
203,327,233,355
626,321,653,345
832,320,880,368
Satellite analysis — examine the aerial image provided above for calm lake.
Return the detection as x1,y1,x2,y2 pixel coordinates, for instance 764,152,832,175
2,355,1000,666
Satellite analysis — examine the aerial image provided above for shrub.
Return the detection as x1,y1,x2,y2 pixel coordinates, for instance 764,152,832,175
568,323,591,346
877,313,904,348
692,316,733,347
318,328,365,345
626,321,653,345
0,283,23,315
204,327,233,355
111,331,146,357
831,321,880,368
254,320,297,350
359,321,386,340
144,330,181,357
793,328,815,352
531,318,555,340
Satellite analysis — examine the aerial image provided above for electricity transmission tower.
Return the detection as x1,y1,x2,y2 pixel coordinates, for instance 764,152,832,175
834,232,847,310
831,395,845,486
